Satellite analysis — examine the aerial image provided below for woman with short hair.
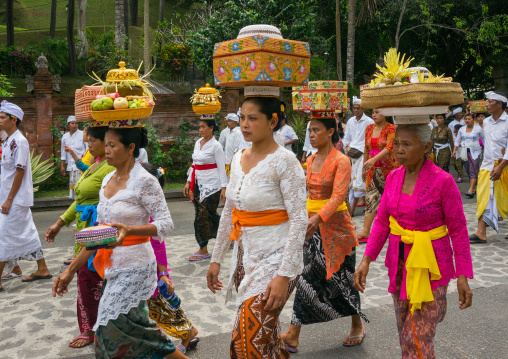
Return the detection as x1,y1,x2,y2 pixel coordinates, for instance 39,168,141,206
355,123,473,359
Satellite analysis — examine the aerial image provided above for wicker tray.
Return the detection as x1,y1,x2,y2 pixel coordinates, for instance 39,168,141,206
361,83,464,109
91,107,153,121
192,104,221,115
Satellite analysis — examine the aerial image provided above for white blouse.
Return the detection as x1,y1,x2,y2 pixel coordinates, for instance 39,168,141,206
187,137,228,202
455,125,484,160
211,147,307,305
93,162,174,330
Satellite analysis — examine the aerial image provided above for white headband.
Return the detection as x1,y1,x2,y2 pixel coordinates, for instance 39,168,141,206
0,100,24,121
67,115,77,123
485,91,508,104
452,108,463,115
225,113,239,122
352,96,361,106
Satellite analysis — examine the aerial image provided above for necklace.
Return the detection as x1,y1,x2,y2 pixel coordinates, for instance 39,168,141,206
116,161,134,182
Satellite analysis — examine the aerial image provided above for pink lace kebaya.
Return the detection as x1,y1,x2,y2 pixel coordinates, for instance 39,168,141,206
364,159,474,300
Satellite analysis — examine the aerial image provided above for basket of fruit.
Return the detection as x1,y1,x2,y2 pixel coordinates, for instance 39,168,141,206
191,84,222,115
90,93,154,121
360,49,464,109
93,61,154,99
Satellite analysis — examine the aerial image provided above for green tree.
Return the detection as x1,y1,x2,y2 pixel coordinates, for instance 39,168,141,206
0,75,14,97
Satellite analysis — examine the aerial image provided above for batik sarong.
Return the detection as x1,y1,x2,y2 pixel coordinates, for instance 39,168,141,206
95,290,175,359
365,167,385,215
392,258,448,359
148,293,193,340
77,265,102,334
231,246,298,359
69,170,82,199
193,180,221,248
291,227,366,325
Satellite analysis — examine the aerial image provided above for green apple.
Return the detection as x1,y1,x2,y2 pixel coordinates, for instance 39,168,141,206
98,97,114,111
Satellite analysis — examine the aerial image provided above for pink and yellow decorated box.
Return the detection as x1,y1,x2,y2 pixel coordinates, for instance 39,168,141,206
292,81,348,112
75,86,104,121
213,36,310,87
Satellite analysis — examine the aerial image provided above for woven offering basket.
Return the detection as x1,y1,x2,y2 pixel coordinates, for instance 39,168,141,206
192,103,221,115
361,82,464,109
91,107,153,121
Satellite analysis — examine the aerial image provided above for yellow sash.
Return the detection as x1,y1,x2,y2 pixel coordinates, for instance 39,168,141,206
307,198,347,214
389,216,446,313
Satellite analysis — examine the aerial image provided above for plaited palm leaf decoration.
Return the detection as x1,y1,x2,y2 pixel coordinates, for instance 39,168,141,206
31,149,55,192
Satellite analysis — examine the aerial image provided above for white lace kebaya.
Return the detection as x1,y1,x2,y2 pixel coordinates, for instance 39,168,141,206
187,137,228,202
211,146,308,305
93,162,174,330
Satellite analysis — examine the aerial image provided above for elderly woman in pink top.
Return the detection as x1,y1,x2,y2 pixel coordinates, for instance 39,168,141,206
354,124,473,358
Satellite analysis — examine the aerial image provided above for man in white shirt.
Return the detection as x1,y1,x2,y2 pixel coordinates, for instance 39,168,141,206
0,101,51,289
342,96,374,215
470,92,508,243
218,121,230,151
447,107,465,131
279,114,299,152
224,113,242,175
60,116,87,199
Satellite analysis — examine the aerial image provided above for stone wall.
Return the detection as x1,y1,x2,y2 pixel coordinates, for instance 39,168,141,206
0,88,242,160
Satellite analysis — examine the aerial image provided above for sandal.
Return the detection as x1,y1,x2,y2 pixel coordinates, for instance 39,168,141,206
187,337,200,351
285,344,298,353
63,257,74,266
69,334,94,348
1,272,22,280
343,331,366,347
22,273,53,282
188,254,211,262
469,234,487,244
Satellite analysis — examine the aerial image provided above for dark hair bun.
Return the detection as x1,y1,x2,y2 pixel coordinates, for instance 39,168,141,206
140,126,149,148
241,97,284,131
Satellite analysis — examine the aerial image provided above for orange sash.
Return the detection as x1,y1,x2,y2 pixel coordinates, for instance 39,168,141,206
93,235,150,278
229,208,289,241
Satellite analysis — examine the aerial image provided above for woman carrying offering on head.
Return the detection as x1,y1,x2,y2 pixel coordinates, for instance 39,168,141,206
358,109,399,241
354,123,473,359
45,125,114,348
184,118,228,262
452,113,484,198
52,126,188,359
431,114,454,172
207,94,307,358
281,114,366,353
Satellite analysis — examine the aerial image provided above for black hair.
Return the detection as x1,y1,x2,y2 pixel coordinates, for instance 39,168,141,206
454,124,463,131
107,127,148,158
88,126,108,141
335,119,344,139
200,119,219,133
312,118,340,144
6,114,21,128
141,162,165,189
83,124,90,134
475,112,487,118
386,116,394,125
435,114,446,120
241,97,284,131
464,113,474,120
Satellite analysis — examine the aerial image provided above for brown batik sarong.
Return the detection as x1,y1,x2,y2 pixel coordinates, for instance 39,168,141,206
231,246,298,359
365,167,386,215
392,259,448,359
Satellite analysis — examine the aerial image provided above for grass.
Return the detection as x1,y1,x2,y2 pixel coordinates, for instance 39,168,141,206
34,182,185,199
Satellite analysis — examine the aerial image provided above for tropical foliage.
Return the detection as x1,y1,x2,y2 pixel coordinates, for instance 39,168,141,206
0,75,14,97
31,150,55,193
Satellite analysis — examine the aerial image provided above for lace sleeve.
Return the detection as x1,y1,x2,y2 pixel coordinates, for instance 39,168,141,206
364,171,393,261
138,175,174,240
441,175,474,279
214,143,228,188
277,153,307,278
211,196,234,264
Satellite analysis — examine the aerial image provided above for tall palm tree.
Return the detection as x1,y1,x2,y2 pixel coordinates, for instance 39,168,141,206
6,0,14,46
115,0,126,49
346,0,383,84
77,0,89,58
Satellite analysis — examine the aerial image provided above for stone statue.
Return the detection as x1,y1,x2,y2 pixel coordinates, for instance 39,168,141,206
52,75,61,92
35,54,48,70
26,75,34,92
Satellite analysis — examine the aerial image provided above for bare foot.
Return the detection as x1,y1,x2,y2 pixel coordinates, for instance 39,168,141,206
357,231,370,239
181,326,198,349
343,324,365,346
281,331,299,348
69,330,94,348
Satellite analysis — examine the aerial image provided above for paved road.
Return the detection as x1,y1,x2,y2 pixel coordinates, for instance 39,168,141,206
1,177,508,359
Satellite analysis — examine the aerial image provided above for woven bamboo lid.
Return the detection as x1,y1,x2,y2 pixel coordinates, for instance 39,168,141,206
106,61,139,83
197,84,218,94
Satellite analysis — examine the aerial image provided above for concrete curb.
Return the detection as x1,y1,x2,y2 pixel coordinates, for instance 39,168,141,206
32,189,186,211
